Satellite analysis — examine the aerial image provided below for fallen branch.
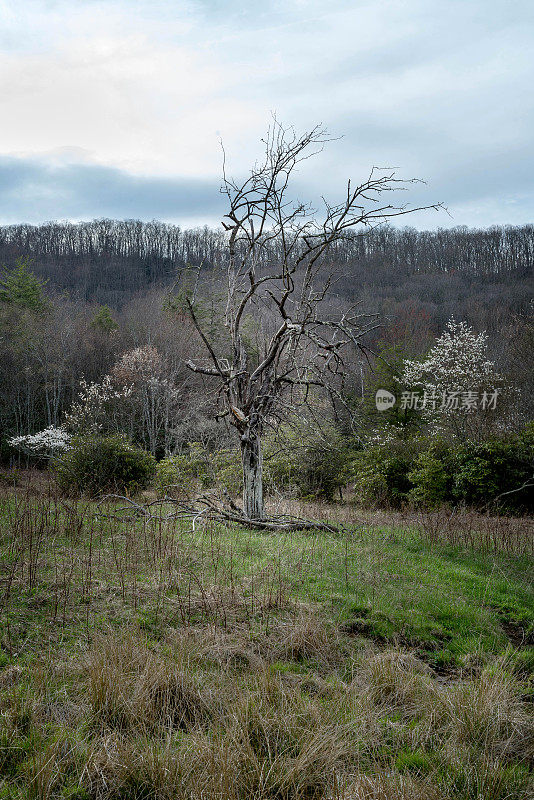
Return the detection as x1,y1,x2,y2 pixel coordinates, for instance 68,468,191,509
95,493,351,534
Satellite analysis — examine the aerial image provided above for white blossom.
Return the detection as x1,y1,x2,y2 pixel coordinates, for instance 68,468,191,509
65,375,133,434
400,318,501,410
8,426,71,457
399,318,505,437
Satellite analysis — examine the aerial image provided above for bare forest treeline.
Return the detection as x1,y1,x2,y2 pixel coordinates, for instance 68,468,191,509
1,218,533,461
0,220,532,309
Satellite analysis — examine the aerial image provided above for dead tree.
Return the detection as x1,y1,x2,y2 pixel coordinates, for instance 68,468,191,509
186,121,441,522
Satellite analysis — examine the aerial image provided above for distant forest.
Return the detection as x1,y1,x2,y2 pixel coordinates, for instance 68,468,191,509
0,221,532,333
1,219,533,454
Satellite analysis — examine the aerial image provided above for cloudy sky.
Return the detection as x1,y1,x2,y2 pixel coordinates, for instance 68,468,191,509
0,0,533,229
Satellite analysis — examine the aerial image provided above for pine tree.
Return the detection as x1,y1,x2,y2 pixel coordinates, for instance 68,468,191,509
0,259,49,312
91,305,119,333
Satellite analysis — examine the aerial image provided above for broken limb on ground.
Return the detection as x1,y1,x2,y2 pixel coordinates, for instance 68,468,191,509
95,492,349,534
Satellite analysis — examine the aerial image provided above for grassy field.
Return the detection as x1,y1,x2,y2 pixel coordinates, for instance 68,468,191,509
0,488,532,799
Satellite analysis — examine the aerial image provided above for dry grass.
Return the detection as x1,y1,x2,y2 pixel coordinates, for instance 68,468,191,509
2,627,532,799
267,496,534,555
0,489,532,798
85,630,213,733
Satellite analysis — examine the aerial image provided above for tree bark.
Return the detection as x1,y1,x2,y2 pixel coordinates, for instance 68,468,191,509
241,431,264,520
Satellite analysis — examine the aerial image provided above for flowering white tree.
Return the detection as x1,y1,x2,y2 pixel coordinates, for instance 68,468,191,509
9,346,185,463
8,377,133,459
400,318,504,439
110,346,182,456
8,426,71,458
64,375,133,435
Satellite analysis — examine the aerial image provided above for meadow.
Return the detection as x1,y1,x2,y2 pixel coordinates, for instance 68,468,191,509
0,477,532,799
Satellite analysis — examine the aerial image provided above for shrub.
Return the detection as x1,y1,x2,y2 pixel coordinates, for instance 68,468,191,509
211,447,243,496
264,423,354,501
155,456,193,499
452,449,500,505
408,439,454,508
351,458,390,507
154,423,354,504
54,435,156,496
451,433,534,512
155,443,212,499
292,435,352,501
352,438,418,508
407,426,534,512
157,442,244,499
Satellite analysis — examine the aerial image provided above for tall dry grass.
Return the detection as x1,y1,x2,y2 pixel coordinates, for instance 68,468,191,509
0,489,532,798
3,627,531,799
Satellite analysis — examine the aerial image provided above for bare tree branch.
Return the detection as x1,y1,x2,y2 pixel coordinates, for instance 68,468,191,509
185,120,442,522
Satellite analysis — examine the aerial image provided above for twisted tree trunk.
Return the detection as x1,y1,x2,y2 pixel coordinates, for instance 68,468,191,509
241,430,263,520
183,122,439,524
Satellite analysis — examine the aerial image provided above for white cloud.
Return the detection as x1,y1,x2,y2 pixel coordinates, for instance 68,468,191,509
0,0,532,226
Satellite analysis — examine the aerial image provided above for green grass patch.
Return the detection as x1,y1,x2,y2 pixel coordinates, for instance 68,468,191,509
0,496,532,799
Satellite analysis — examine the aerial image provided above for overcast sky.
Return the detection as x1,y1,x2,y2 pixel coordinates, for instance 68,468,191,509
0,0,533,229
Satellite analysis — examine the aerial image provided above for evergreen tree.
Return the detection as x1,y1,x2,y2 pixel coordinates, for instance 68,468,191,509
0,259,49,312
91,304,118,333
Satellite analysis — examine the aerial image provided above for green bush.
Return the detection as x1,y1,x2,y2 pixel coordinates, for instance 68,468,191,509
293,435,352,501
264,424,354,501
155,443,212,498
154,423,354,504
211,447,243,496
155,456,194,498
54,435,156,496
451,432,534,511
157,442,243,499
352,438,418,508
408,439,454,508
452,449,500,505
406,426,534,512
351,458,390,507
351,425,533,512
